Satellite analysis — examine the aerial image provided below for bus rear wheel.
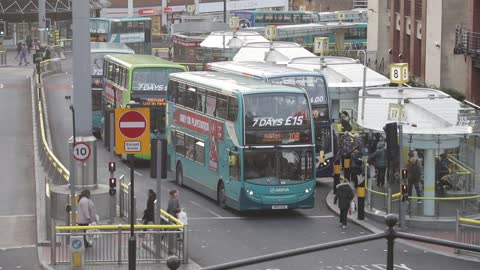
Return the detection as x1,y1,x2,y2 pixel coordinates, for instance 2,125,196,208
176,163,184,187
217,182,227,209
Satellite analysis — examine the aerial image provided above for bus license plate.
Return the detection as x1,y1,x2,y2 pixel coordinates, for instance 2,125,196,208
272,205,288,210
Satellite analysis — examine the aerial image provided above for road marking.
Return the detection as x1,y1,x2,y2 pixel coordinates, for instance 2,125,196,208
134,170,143,176
0,214,35,218
190,201,222,217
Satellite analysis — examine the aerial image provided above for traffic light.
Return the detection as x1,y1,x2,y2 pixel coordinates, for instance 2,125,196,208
108,161,116,172
401,169,408,179
401,184,408,202
109,177,117,195
45,18,51,32
383,122,399,160
0,21,6,36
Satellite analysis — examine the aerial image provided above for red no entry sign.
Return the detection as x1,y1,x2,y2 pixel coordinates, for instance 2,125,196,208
119,111,147,139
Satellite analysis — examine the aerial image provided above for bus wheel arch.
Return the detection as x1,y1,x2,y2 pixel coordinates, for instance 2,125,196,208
217,180,227,209
176,161,184,187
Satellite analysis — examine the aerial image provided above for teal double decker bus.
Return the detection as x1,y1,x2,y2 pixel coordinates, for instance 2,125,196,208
91,42,135,136
101,54,187,159
166,72,316,210
90,17,152,54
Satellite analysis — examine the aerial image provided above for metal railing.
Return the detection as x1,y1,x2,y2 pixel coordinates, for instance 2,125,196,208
454,25,480,56
34,58,70,186
456,211,480,257
52,210,187,265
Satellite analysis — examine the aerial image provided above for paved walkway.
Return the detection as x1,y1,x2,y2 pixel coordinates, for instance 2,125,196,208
324,180,480,262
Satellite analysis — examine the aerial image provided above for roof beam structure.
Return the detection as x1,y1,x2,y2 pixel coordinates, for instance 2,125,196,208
0,0,111,14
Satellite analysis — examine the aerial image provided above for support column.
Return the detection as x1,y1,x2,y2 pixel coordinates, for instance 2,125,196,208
423,149,435,216
334,29,346,50
38,0,46,45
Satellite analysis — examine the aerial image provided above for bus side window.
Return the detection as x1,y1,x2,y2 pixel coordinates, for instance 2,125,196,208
185,135,195,160
175,131,185,156
216,95,228,120
229,152,240,180
195,91,206,113
167,81,178,102
206,92,216,116
227,96,237,122
194,139,205,165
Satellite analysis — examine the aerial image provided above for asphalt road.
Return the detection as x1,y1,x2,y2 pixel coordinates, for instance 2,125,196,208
0,68,40,269
43,72,480,270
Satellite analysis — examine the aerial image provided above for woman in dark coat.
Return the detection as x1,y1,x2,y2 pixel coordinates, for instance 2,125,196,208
142,189,156,224
334,179,354,229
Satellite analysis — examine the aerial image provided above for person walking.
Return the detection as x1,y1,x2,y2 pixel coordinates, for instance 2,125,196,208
167,189,180,218
18,44,29,66
14,42,22,60
26,35,33,54
406,150,423,203
350,149,363,188
334,179,355,229
142,189,157,225
369,141,386,187
77,190,97,248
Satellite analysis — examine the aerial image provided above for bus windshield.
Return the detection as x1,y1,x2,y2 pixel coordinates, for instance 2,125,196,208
132,68,184,92
244,148,313,185
269,76,327,105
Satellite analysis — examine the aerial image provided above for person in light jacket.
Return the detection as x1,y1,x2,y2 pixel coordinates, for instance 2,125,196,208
334,179,354,229
369,142,386,187
78,190,97,247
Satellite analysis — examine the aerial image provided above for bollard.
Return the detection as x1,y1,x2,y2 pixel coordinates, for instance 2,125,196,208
357,181,365,220
385,214,398,270
333,158,341,194
343,156,351,182
167,255,181,270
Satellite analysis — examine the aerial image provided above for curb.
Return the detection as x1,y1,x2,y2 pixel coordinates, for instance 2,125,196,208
325,189,480,263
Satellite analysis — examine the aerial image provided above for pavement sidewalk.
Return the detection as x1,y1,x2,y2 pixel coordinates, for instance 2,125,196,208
323,181,480,263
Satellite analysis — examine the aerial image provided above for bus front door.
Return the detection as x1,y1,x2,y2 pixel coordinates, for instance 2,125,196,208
227,151,241,202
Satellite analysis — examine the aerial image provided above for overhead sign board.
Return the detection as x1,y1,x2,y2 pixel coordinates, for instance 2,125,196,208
163,7,172,14
115,108,150,155
390,63,409,84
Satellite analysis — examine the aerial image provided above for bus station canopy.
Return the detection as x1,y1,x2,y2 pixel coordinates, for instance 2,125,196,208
0,0,110,13
357,87,476,136
200,31,269,49
288,56,390,88
233,41,315,64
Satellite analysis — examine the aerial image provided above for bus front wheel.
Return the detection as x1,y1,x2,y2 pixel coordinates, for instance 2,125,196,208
176,163,184,187
217,182,227,209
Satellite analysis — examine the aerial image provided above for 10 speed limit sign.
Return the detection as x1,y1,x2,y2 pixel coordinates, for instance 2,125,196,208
73,142,91,161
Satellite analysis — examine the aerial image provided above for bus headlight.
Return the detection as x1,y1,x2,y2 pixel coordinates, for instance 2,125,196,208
246,189,254,196
305,188,313,194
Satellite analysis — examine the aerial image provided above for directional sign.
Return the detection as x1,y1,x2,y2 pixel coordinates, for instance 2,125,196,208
390,63,409,84
115,108,150,155
314,37,329,54
69,235,84,252
265,25,278,40
229,16,240,29
73,142,91,161
388,103,407,122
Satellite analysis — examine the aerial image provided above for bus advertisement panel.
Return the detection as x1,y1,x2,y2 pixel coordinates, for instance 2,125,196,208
167,72,316,211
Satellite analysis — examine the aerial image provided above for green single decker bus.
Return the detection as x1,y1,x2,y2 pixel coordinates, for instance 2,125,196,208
102,54,187,160
166,72,316,210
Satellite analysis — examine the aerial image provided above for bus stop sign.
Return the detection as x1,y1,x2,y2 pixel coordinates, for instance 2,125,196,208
115,108,150,155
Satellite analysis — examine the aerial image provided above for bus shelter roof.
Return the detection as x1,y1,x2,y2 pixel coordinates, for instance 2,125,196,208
288,56,390,88
200,31,269,49
233,41,315,64
356,87,475,136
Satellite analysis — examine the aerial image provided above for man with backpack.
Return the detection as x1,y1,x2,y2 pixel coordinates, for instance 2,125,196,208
406,150,423,202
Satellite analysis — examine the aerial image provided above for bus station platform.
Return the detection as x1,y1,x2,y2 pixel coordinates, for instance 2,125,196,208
322,179,480,262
